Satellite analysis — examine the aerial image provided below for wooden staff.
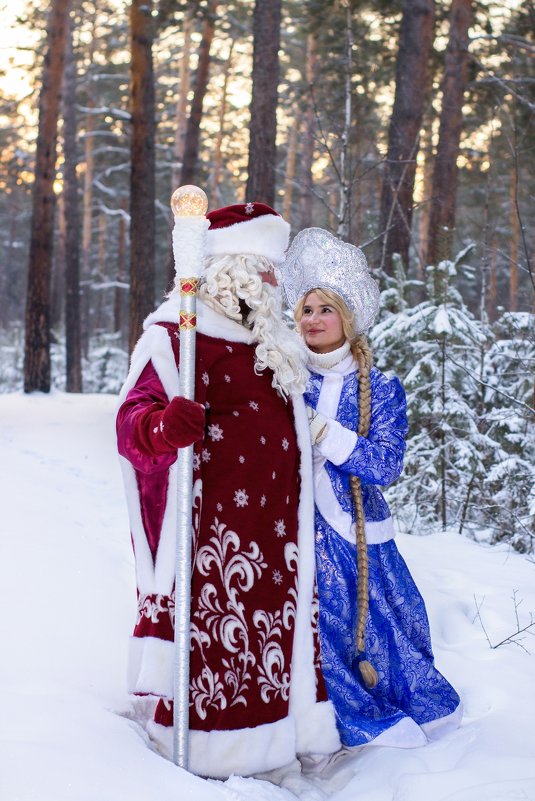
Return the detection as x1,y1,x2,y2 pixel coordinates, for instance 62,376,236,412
169,185,209,769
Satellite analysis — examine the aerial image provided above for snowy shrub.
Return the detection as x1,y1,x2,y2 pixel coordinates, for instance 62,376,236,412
371,249,535,553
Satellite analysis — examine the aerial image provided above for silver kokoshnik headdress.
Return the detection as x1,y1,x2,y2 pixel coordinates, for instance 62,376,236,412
281,227,380,335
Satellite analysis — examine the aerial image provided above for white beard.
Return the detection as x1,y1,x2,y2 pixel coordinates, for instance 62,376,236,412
197,254,308,399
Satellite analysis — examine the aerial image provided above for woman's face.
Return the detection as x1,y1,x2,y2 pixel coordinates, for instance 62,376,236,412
299,291,346,353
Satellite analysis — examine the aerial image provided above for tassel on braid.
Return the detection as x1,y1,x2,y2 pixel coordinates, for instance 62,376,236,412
349,335,378,689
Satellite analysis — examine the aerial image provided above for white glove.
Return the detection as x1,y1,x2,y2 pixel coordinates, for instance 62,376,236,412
306,405,329,444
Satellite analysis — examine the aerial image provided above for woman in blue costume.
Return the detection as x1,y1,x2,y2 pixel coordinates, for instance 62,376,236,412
281,228,462,752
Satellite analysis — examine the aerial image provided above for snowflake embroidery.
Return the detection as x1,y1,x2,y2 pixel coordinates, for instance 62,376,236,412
272,570,283,586
193,453,201,471
234,489,249,508
260,436,266,445
260,495,266,508
245,202,254,215
216,502,223,512
202,448,211,463
286,496,290,505
202,372,209,386
274,519,286,537
249,401,259,412
159,419,164,432
226,345,233,353
153,426,158,434
208,423,224,442
224,375,231,383
282,438,289,451
239,455,245,463
233,411,240,417
272,471,277,480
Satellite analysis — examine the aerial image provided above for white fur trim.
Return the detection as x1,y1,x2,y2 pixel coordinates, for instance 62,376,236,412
143,296,255,344
289,394,341,754
206,214,290,264
365,715,428,748
295,700,341,755
128,636,174,698
171,216,209,279
148,715,296,778
420,701,463,741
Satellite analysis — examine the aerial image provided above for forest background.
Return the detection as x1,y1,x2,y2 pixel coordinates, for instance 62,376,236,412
0,0,534,551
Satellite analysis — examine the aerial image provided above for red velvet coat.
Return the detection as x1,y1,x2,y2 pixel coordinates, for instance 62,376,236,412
116,297,340,777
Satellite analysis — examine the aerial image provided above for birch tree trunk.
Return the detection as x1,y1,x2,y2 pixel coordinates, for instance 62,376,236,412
24,0,71,393
129,0,155,353
426,0,473,266
379,0,435,274
246,0,282,206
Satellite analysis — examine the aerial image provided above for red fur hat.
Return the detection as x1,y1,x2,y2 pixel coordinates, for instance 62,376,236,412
206,202,290,264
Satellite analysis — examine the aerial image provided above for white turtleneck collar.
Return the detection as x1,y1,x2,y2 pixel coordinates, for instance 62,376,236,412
305,340,356,376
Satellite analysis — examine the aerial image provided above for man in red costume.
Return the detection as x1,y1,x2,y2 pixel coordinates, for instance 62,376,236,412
116,203,340,778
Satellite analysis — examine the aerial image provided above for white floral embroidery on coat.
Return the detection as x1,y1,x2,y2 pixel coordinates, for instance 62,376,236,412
208,423,224,442
192,518,266,710
274,519,286,537
233,489,249,507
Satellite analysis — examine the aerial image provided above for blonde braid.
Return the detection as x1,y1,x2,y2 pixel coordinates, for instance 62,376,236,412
349,334,378,689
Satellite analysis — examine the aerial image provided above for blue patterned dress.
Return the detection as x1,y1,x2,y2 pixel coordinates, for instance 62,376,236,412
305,355,461,748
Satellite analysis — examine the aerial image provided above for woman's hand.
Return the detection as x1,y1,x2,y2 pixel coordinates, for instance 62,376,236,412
306,405,329,444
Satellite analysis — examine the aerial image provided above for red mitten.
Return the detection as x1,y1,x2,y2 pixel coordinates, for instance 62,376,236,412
160,396,205,448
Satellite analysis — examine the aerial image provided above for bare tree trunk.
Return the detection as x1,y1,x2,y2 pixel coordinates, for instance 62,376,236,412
79,3,101,358
426,0,473,266
509,163,519,311
210,39,235,209
114,199,128,338
298,34,317,230
129,0,155,353
80,108,95,358
246,0,282,206
379,0,435,274
488,238,498,322
63,18,82,392
337,3,354,241
282,110,301,223
94,212,107,332
417,127,434,272
51,192,66,330
172,8,194,189
180,1,218,187
24,0,71,393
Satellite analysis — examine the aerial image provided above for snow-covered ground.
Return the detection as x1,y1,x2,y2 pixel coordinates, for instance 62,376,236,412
2,392,535,801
